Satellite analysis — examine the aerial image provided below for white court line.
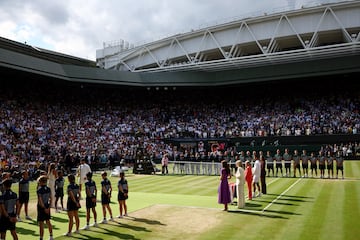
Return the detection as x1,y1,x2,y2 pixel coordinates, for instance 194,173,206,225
237,178,280,214
262,178,302,213
266,178,280,186
160,178,299,215
244,177,279,199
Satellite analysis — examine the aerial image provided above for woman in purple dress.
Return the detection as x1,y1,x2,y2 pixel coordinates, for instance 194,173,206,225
218,160,232,211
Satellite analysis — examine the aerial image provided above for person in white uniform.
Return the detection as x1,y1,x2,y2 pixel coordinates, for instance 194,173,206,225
252,157,261,197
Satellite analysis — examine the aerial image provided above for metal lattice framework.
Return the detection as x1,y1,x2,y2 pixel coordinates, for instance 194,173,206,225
96,1,360,73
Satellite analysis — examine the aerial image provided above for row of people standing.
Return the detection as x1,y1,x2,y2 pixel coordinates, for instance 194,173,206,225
262,149,345,179
164,147,345,179
0,168,129,240
54,170,129,238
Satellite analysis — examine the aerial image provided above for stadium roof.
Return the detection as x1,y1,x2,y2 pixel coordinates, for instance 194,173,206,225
0,1,359,87
0,36,96,67
97,1,360,73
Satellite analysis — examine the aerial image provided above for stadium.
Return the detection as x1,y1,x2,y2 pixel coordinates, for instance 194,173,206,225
0,1,359,239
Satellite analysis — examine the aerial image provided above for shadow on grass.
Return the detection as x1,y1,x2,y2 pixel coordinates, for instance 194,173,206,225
244,202,262,207
18,219,60,231
252,199,298,206
280,197,313,202
263,209,301,216
247,198,273,204
118,222,152,232
51,215,69,223
266,193,313,199
78,211,86,217
16,225,38,236
72,236,102,240
97,225,141,239
127,216,166,226
21,218,38,226
67,232,104,240
227,209,288,219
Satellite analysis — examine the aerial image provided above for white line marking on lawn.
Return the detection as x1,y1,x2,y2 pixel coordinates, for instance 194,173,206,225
234,209,263,214
266,178,280,186
244,178,279,198
262,178,302,213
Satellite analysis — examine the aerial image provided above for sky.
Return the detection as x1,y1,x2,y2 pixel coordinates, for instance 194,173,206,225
0,0,345,61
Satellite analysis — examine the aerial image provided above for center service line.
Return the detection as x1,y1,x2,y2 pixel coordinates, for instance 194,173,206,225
266,177,280,186
244,177,280,200
262,178,302,213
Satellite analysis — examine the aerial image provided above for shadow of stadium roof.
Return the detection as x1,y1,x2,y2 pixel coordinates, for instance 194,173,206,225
0,36,359,87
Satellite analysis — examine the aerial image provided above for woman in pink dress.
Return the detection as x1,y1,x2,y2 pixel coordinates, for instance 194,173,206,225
218,160,232,211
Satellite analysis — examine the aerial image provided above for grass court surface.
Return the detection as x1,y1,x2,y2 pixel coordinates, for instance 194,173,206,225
13,161,360,240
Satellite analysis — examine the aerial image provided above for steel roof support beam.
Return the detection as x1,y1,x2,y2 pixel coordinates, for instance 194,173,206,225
206,30,227,59
327,7,353,43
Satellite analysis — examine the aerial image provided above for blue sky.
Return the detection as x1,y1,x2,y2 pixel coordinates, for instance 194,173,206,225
0,0,343,60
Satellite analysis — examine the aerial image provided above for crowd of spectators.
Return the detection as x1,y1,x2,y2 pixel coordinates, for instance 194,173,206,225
0,78,359,177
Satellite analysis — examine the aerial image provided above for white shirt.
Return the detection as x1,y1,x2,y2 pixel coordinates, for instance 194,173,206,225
252,160,261,177
78,163,91,182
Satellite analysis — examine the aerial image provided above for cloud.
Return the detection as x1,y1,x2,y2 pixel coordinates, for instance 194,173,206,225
0,0,341,60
